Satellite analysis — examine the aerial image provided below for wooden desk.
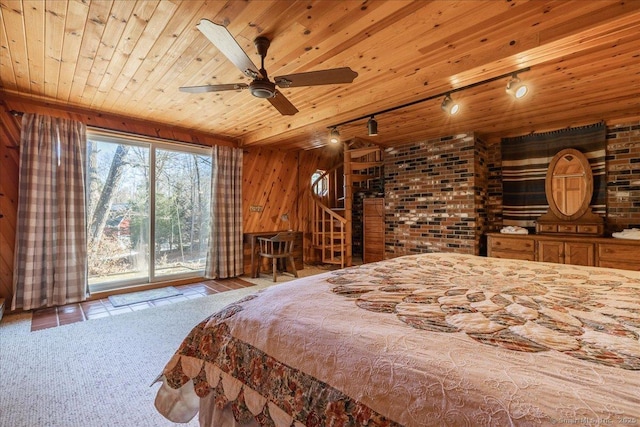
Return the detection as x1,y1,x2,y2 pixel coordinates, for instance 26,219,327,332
244,231,303,277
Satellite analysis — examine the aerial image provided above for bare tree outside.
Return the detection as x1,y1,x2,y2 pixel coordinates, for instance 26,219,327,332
86,137,211,288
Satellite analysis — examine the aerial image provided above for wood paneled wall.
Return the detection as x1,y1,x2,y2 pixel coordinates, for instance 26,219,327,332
0,102,20,305
0,93,346,305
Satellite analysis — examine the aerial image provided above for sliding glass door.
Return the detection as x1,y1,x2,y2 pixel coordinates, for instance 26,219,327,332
86,130,211,292
154,148,211,278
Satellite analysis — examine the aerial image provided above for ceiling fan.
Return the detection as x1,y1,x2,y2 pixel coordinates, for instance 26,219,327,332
179,19,358,116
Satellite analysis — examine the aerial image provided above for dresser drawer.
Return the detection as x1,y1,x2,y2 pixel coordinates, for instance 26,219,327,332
577,225,600,234
598,260,640,271
538,224,557,233
557,224,576,233
489,236,535,253
490,250,535,261
598,243,640,262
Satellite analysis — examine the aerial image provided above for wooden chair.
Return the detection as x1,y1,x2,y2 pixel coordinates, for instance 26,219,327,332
256,231,299,282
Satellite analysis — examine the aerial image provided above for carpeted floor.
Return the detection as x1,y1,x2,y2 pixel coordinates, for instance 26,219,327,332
0,263,339,427
0,283,276,427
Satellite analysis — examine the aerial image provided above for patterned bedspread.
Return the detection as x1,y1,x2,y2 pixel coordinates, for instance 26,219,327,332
155,253,640,426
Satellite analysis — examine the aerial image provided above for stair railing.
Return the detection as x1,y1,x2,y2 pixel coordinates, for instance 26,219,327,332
311,166,347,267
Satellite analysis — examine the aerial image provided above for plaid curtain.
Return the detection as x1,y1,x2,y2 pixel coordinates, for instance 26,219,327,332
205,146,243,278
12,114,88,310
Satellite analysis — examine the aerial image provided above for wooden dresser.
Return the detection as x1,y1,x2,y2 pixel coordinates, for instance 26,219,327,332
487,232,640,271
363,198,385,263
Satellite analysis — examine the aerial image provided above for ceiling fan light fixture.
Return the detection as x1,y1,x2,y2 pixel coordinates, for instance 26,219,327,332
506,74,528,99
249,79,277,98
329,127,340,144
367,116,378,136
441,94,459,115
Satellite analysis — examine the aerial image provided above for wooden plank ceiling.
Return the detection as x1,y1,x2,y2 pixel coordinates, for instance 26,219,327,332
1,0,639,150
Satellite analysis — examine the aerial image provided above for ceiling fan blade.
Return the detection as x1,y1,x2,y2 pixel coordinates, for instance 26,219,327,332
268,90,299,116
179,83,248,93
196,19,262,79
274,67,358,88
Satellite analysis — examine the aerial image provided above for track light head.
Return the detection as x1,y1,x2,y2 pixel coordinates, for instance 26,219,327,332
329,127,340,144
367,116,378,136
441,94,459,115
506,74,528,98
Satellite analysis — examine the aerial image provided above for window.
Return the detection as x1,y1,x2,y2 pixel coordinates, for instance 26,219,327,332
86,130,211,292
311,169,328,197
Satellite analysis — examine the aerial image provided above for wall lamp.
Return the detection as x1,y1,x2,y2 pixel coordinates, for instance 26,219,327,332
327,67,530,143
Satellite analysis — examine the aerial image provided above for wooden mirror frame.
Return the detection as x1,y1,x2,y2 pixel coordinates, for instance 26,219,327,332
536,148,603,236
545,148,593,221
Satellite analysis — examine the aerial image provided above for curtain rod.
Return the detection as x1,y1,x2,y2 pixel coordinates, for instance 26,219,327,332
7,109,224,150
328,67,531,129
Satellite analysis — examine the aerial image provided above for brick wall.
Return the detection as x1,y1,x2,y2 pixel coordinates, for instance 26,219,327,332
384,133,480,256
473,135,489,255
605,121,640,234
486,141,503,233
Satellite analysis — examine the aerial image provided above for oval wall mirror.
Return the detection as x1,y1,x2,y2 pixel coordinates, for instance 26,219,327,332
545,148,593,221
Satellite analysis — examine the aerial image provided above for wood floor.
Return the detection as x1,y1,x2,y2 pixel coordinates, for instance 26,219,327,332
30,278,254,332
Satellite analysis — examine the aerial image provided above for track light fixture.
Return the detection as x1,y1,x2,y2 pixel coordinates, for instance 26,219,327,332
441,94,459,115
326,67,530,143
367,116,378,136
506,74,528,99
329,127,340,144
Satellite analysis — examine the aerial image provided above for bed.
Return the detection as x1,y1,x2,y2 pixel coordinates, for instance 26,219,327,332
154,253,640,426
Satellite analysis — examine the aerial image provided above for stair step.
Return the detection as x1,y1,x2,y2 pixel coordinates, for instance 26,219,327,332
351,161,383,170
348,147,380,159
313,243,345,250
317,223,345,229
323,257,343,265
317,243,346,246
351,174,375,182
314,233,346,239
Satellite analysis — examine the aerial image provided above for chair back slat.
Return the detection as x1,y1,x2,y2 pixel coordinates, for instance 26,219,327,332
257,232,296,257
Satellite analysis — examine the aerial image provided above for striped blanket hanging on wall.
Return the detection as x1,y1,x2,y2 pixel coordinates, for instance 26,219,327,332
501,121,606,228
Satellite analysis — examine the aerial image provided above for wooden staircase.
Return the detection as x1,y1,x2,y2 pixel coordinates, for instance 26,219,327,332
311,142,383,268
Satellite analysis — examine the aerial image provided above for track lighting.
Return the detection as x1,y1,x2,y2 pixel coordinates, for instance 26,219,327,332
367,116,378,136
441,94,459,115
327,67,530,143
329,127,340,144
506,74,528,99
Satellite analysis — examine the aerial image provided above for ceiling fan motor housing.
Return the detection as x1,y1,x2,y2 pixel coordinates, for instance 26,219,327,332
250,79,276,98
